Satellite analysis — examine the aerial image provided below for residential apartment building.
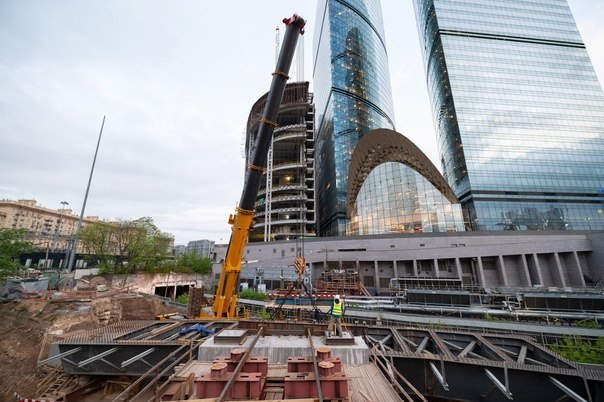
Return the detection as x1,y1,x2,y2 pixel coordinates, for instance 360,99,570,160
185,239,215,259
0,199,98,254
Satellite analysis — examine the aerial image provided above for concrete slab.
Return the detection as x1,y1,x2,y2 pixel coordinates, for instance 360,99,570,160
198,335,369,365
324,331,356,345
214,329,248,344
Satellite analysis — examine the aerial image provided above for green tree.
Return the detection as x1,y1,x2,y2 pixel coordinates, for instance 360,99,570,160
176,293,189,305
239,288,267,301
120,217,173,272
552,336,604,364
80,221,116,270
0,229,34,279
78,217,173,274
176,253,212,274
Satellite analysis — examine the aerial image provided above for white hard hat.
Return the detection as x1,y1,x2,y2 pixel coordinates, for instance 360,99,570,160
334,294,340,300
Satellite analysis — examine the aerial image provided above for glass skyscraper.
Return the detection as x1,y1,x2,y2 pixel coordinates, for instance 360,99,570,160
413,0,604,231
313,0,396,236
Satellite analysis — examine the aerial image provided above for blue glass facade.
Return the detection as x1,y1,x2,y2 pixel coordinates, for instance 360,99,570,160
313,0,395,236
413,0,604,231
349,162,465,235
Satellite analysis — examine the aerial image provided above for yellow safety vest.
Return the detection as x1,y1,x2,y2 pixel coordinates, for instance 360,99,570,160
332,300,343,316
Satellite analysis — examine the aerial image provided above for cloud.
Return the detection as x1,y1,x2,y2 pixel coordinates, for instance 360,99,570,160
1,0,602,245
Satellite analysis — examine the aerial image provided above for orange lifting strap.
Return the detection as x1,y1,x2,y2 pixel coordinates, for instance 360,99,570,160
260,117,279,127
248,163,266,173
272,70,290,79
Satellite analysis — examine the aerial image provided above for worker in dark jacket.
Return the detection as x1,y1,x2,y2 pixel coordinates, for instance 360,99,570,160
327,294,344,337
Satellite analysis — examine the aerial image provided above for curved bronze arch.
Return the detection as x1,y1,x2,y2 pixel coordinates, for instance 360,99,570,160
347,128,458,217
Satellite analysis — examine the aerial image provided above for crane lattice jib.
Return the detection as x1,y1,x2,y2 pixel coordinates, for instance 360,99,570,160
213,14,306,319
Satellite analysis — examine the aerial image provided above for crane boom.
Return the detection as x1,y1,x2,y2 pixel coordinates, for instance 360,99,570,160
212,14,306,318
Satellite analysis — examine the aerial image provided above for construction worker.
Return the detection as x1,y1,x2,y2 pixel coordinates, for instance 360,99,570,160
327,294,344,337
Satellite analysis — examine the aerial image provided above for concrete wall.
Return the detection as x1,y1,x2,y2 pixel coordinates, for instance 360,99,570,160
74,268,100,279
107,273,211,295
211,231,604,295
587,232,604,282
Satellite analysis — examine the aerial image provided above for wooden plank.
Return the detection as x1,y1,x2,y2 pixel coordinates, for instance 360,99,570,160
345,363,404,402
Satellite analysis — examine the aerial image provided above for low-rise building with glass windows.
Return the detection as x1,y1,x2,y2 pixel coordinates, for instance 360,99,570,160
347,129,464,235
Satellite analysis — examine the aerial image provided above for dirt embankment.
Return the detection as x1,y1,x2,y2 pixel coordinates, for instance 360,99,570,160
0,299,69,400
0,294,179,401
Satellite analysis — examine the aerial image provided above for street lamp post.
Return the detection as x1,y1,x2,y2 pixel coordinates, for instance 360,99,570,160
67,116,106,272
52,201,69,266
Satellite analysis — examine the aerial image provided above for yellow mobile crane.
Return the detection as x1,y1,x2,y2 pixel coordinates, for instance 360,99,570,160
210,14,306,319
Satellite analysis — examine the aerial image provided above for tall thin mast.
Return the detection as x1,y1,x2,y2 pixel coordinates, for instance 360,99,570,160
67,115,106,271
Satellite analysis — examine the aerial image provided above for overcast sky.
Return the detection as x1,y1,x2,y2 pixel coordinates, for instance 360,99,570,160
1,1,603,245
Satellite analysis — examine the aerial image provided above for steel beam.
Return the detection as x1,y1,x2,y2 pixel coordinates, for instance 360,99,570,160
442,339,485,360
417,336,429,354
459,340,477,358
484,368,512,400
112,341,198,402
371,346,428,402
120,347,156,368
217,327,265,402
37,346,82,365
76,347,119,367
307,327,324,402
378,333,392,347
429,330,454,359
429,361,449,391
517,345,527,365
476,335,514,363
98,357,121,372
549,376,590,402
400,335,419,349
392,329,412,353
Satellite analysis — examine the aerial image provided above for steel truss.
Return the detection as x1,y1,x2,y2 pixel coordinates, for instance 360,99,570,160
364,327,604,401
54,320,236,376
49,320,604,401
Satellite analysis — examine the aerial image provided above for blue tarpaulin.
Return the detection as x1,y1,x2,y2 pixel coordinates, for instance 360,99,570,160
178,324,214,336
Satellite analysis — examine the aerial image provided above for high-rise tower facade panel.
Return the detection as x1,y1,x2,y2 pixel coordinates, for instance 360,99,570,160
313,0,396,236
414,0,604,231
